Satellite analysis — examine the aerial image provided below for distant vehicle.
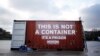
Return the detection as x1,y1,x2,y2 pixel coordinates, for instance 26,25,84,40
98,36,100,40
11,20,84,51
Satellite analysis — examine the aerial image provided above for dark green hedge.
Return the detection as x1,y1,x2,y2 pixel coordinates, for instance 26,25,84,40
0,28,12,40
84,31,100,41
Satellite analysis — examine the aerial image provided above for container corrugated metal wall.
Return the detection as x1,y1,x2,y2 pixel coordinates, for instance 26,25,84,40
25,21,84,51
11,21,26,49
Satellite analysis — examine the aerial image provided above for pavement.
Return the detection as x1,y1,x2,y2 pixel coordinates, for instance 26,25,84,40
0,50,86,56
0,40,100,56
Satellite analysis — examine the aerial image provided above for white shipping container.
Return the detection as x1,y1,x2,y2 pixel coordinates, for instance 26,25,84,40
11,21,26,49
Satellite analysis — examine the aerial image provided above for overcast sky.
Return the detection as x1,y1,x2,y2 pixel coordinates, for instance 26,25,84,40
0,0,100,33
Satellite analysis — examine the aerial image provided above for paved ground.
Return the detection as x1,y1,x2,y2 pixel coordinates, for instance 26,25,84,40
0,51,85,56
0,40,100,56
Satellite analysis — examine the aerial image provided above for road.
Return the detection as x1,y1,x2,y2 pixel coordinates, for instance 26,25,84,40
0,40,100,56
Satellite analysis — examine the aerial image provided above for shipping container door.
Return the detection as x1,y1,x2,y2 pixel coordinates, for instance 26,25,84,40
11,21,26,49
